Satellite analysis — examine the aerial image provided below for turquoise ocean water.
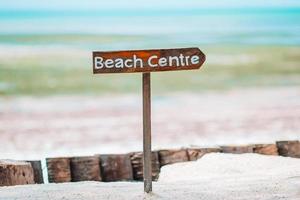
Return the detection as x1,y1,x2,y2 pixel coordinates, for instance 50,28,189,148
0,7,300,48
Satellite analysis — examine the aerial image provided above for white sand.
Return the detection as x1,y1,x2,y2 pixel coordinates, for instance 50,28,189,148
1,153,300,200
159,153,300,182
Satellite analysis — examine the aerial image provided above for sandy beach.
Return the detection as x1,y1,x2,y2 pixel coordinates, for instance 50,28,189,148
1,2,300,199
0,153,300,200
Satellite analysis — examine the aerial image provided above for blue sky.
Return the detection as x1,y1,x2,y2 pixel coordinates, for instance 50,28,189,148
1,0,300,10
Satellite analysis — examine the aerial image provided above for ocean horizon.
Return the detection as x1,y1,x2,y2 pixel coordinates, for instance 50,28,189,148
0,6,300,47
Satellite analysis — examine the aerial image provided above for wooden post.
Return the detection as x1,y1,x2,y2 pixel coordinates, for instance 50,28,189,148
143,73,152,193
0,160,35,186
129,151,160,181
46,157,71,183
98,154,133,182
27,160,44,184
70,156,101,182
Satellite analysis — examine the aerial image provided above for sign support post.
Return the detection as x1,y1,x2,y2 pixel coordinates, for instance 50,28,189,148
142,72,152,193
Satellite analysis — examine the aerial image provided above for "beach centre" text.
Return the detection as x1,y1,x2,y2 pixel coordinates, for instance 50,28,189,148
94,54,200,69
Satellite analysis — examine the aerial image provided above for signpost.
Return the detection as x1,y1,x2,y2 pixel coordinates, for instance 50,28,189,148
93,47,206,193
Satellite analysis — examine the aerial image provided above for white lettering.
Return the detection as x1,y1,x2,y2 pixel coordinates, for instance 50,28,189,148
191,55,200,65
148,55,158,67
133,54,143,68
185,56,190,65
115,58,123,68
105,59,114,68
158,57,167,67
95,57,104,69
179,54,185,66
169,56,179,67
95,53,199,69
124,59,133,68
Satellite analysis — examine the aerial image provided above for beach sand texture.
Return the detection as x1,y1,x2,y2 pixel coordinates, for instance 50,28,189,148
0,153,300,200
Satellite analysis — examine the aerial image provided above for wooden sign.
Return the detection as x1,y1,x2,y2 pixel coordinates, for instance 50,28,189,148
93,47,205,74
92,47,206,193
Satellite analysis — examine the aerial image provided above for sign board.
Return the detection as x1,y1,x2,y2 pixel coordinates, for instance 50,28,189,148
93,47,205,74
93,47,206,193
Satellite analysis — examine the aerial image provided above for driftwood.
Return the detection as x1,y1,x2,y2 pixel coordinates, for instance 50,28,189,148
158,149,189,166
99,154,133,182
187,147,221,161
27,160,44,184
0,160,34,186
129,151,160,181
253,144,278,156
276,141,300,158
46,157,71,183
221,145,254,154
70,156,101,182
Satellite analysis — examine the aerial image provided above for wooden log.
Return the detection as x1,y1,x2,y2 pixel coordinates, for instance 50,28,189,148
46,157,71,183
0,160,34,186
276,141,300,158
276,141,290,156
158,149,189,166
99,154,133,182
253,144,278,156
187,147,221,161
70,156,101,182
129,151,160,181
187,149,205,161
221,145,254,154
200,147,222,154
27,160,44,184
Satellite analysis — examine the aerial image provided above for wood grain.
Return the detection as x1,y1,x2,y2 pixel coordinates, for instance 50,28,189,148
142,73,152,192
276,140,300,158
46,157,71,183
27,160,44,184
99,154,133,182
0,160,34,186
70,156,101,182
221,145,254,154
158,149,189,166
253,144,278,156
93,47,205,74
187,147,221,161
129,151,160,181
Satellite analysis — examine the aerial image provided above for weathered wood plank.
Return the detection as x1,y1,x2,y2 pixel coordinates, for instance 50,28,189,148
93,48,205,74
0,160,34,186
99,154,133,182
187,147,221,161
253,144,278,156
46,157,71,183
158,149,189,166
221,145,254,154
276,140,300,158
27,160,44,184
70,156,101,182
129,151,160,181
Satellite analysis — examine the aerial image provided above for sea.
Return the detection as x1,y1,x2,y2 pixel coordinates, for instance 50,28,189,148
0,6,300,48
